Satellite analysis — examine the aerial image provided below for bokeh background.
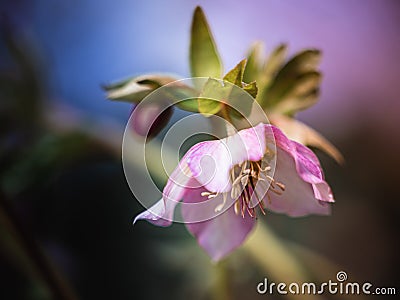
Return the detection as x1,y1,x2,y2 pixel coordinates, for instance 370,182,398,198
1,0,399,299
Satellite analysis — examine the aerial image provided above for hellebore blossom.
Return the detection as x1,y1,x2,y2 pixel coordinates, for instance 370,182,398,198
134,123,334,261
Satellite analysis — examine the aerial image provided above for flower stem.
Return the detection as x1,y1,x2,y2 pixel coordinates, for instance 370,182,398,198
212,261,230,300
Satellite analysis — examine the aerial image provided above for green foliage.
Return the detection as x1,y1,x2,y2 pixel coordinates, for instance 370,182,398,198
242,81,258,99
223,60,256,119
190,7,223,78
104,75,178,103
198,78,226,116
223,59,246,86
261,43,288,86
243,42,263,83
197,61,258,118
243,44,322,116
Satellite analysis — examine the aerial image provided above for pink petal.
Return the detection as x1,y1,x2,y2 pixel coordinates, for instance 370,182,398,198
262,125,333,217
186,123,266,193
264,148,331,216
181,184,255,261
272,126,334,202
133,198,171,226
134,156,194,226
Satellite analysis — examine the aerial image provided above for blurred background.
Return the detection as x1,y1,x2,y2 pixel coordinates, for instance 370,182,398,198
0,0,399,299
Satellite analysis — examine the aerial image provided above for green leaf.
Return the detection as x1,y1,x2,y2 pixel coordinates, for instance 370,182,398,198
274,89,320,116
257,44,287,107
102,77,134,91
198,78,226,116
242,81,258,99
243,42,263,83
226,84,254,119
257,44,287,104
162,83,199,112
175,99,200,112
272,71,322,114
104,74,178,103
222,60,257,119
198,98,222,116
190,6,223,78
223,59,246,86
262,43,288,79
271,49,321,89
260,49,322,109
286,71,321,97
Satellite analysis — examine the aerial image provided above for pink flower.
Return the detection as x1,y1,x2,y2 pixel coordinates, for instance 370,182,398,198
134,123,334,261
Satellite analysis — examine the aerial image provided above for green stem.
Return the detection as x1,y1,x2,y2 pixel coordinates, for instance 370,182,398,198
212,261,230,300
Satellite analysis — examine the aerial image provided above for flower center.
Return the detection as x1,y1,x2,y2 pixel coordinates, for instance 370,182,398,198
230,160,285,218
199,156,285,218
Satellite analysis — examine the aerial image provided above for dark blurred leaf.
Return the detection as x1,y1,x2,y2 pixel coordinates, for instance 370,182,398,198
259,49,321,110
0,22,44,132
279,49,321,77
279,89,319,117
1,132,96,195
286,71,321,97
262,43,288,81
190,6,223,78
272,71,321,115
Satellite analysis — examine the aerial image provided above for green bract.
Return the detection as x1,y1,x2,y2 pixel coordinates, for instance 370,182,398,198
190,7,223,78
197,60,257,118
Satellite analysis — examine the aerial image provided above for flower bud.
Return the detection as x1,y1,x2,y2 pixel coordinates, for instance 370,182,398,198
130,102,172,140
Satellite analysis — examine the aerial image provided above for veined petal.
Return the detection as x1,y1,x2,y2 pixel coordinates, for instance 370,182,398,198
262,125,333,217
270,113,344,165
235,123,267,161
292,141,334,202
186,123,266,193
181,184,255,261
272,126,334,202
264,147,331,216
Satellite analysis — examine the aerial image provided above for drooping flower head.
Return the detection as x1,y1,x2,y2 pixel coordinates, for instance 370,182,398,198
135,123,334,261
